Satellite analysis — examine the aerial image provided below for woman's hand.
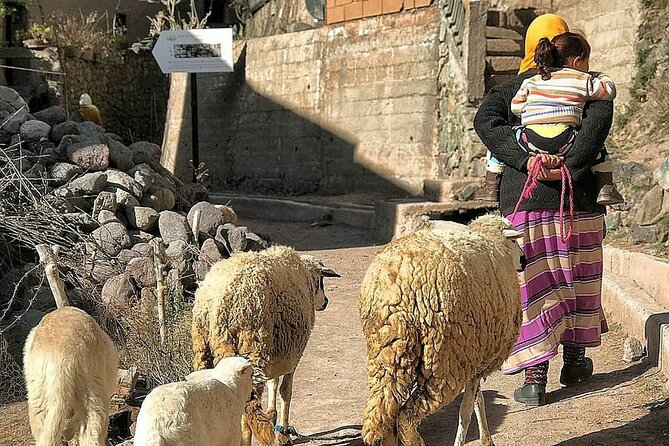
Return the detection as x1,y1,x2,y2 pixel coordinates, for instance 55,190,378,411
538,153,563,169
527,156,563,181
538,168,563,181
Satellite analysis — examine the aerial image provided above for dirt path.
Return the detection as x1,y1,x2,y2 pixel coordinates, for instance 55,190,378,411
2,220,668,446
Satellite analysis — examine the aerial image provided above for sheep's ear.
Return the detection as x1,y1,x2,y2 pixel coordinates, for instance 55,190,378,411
239,364,254,378
502,229,524,240
320,267,341,278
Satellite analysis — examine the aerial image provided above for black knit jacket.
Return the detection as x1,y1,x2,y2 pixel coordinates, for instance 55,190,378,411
474,72,611,216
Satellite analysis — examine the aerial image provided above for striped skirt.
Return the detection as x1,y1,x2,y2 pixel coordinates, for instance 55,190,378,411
502,210,608,375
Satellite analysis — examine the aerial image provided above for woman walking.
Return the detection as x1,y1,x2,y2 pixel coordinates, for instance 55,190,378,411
473,14,611,407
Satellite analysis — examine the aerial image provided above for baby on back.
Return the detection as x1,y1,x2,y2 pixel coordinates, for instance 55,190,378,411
133,356,254,446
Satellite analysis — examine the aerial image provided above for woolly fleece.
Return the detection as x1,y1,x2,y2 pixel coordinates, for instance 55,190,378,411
358,214,522,446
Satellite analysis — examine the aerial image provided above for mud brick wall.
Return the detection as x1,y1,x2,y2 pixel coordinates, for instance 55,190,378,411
326,0,433,24
194,7,441,195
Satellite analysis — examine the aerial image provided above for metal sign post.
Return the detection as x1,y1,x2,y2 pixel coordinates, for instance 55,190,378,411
152,28,234,181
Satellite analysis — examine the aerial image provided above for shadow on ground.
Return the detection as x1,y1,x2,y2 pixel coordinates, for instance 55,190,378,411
553,399,669,446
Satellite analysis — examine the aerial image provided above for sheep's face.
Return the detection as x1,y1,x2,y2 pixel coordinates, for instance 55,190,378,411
501,225,526,272
301,256,341,312
186,356,255,400
469,214,526,272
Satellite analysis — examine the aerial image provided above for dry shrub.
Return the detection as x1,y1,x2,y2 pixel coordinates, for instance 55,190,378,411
115,285,194,386
0,339,26,405
46,10,118,57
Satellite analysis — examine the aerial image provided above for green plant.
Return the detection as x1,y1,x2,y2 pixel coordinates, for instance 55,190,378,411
26,22,53,43
0,0,25,18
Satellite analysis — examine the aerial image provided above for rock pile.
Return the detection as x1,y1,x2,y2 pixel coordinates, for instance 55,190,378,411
0,86,269,344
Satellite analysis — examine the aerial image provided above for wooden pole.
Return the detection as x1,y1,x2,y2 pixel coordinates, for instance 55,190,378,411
152,240,167,349
36,244,70,309
191,209,202,244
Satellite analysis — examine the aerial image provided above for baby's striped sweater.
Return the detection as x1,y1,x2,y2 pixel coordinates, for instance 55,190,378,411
511,67,616,127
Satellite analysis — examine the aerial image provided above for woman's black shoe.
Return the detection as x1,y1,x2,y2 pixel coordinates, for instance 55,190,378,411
513,383,547,407
560,357,594,386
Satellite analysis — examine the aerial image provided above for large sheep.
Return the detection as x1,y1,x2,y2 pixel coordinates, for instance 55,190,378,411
23,306,119,446
133,356,255,446
359,214,524,446
192,245,340,446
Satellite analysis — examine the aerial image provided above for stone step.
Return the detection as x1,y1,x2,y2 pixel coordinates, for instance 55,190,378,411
485,73,518,91
486,55,523,73
486,38,523,56
423,179,482,202
485,26,523,41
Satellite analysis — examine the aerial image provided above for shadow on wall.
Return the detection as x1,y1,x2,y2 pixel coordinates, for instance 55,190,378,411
187,44,408,197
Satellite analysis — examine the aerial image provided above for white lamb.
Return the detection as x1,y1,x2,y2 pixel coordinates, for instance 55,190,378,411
133,356,254,446
23,306,119,446
359,214,524,446
191,245,340,446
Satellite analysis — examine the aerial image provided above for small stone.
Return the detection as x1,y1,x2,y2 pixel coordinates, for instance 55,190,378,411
126,206,159,231
192,260,211,281
635,186,665,226
118,249,141,265
630,224,669,245
144,187,175,212
93,191,118,216
199,238,223,264
107,186,141,209
654,156,669,191
78,121,106,139
127,164,155,192
245,232,269,252
166,240,192,273
132,243,154,257
605,211,622,231
91,222,132,256
89,259,119,283
214,205,238,224
105,169,143,199
158,211,191,244
129,141,161,168
3,107,29,134
50,120,80,144
228,226,248,252
622,337,645,363
56,134,80,157
33,105,67,127
107,137,134,171
66,172,108,195
101,273,135,309
129,230,155,245
62,212,99,231
97,209,120,225
126,257,156,288
187,202,225,237
20,120,51,141
67,142,110,171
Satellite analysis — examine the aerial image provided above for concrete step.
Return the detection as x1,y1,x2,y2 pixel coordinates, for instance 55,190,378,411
423,179,482,202
485,26,523,41
486,55,523,73
604,246,669,312
602,273,669,371
209,193,375,229
486,38,523,56
485,73,518,91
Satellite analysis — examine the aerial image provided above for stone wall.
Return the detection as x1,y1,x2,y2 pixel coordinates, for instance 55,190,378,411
60,51,169,144
184,8,442,196
246,0,319,37
554,0,640,107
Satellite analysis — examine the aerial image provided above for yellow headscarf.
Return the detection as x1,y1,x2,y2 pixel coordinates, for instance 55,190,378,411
519,14,569,74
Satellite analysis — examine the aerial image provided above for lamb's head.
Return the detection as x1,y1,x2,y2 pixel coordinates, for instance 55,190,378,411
186,356,255,400
468,214,526,272
299,255,341,311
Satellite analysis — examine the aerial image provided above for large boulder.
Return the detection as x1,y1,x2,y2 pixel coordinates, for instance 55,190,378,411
67,142,110,171
91,222,132,256
159,211,191,244
199,238,224,264
78,121,106,140
129,141,161,168
33,105,67,127
93,191,118,216
3,107,29,134
20,120,51,141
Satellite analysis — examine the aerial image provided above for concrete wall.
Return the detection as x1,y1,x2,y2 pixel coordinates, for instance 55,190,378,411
189,8,441,195
554,0,640,106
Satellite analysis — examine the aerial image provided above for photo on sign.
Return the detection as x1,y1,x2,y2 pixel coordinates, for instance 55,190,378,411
174,43,221,59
